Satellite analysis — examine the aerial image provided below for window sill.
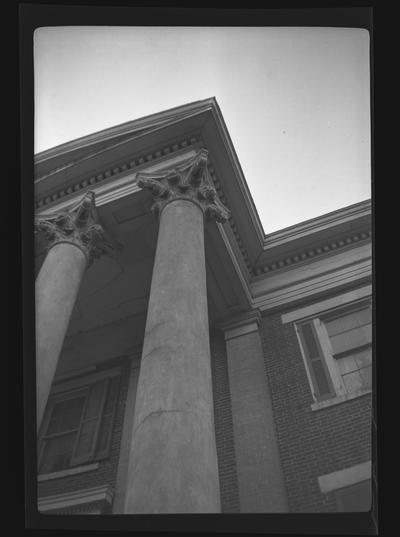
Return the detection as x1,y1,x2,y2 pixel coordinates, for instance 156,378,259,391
38,462,100,482
311,388,372,411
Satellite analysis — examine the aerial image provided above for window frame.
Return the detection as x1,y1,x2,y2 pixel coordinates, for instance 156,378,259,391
38,367,121,476
294,296,372,406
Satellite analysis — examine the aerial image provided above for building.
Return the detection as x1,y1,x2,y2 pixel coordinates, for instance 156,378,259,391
33,97,373,515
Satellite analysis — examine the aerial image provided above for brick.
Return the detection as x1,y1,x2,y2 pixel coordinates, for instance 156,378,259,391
259,310,372,513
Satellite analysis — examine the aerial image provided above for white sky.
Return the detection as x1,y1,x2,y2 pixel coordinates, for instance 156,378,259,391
34,26,371,234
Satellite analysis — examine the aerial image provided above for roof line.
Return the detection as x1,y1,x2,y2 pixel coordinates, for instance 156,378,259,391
35,97,217,162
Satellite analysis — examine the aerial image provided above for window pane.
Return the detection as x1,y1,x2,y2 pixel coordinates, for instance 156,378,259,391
39,433,76,474
325,314,359,336
342,370,363,392
354,307,372,326
329,327,371,354
301,323,320,359
84,382,105,419
47,397,86,434
336,355,359,375
354,347,372,369
336,480,371,512
312,360,331,396
74,419,97,459
359,365,372,388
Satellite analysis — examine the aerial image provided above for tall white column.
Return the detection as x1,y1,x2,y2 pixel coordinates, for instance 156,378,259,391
35,191,113,430
124,149,230,513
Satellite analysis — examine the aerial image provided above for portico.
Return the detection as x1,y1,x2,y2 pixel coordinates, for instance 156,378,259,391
34,98,289,515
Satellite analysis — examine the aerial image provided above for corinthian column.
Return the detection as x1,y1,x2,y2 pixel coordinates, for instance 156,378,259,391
124,149,230,513
35,191,113,430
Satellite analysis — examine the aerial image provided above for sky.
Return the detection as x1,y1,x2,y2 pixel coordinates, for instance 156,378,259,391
34,26,371,234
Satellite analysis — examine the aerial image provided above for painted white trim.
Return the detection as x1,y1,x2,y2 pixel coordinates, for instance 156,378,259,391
318,461,371,494
38,485,114,512
281,285,372,324
38,463,100,482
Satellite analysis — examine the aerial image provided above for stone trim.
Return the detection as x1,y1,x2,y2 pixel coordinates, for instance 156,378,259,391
253,230,372,277
38,484,114,513
318,461,371,494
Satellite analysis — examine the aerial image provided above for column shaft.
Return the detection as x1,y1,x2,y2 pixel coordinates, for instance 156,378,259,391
124,199,221,513
35,243,87,429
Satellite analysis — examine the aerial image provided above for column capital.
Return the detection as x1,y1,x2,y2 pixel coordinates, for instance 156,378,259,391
137,149,230,223
35,190,114,266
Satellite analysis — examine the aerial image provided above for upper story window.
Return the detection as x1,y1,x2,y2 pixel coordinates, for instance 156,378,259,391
295,299,372,403
38,373,120,475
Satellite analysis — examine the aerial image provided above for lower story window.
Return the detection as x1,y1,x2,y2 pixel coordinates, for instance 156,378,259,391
38,375,120,474
334,479,371,512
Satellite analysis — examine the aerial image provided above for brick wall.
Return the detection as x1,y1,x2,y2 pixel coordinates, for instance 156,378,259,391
259,310,372,512
38,361,130,501
210,330,240,513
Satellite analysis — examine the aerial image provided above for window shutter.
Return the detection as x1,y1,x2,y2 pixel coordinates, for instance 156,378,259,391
298,321,335,400
95,375,120,460
70,379,108,466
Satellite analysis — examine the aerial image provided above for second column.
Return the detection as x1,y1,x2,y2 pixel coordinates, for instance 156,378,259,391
124,150,229,513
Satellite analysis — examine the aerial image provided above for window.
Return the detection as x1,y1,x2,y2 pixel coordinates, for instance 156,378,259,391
318,461,372,512
38,375,120,475
334,479,371,512
296,299,372,403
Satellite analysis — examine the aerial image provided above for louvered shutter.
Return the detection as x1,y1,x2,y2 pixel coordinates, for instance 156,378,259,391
70,379,108,466
95,375,120,459
298,321,335,400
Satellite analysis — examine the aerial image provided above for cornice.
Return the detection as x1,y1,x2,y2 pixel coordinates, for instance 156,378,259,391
208,102,265,245
35,136,201,208
261,199,371,248
252,229,372,278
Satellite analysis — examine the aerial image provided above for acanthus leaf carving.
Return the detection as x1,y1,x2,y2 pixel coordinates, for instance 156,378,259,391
136,149,230,224
35,190,115,265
